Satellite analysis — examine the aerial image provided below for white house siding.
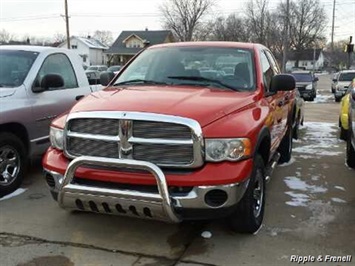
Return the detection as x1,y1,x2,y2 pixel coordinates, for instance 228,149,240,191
58,37,108,67
89,49,107,65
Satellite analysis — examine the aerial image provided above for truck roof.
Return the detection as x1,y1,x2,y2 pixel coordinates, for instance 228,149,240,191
149,41,264,50
0,45,62,53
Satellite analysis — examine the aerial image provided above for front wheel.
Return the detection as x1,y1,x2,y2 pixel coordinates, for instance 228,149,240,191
0,133,27,197
228,155,265,234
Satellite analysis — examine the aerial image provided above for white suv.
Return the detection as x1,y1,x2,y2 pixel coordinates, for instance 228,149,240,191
334,70,355,102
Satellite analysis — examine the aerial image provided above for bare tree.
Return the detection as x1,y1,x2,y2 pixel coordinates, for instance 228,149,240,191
0,29,14,44
288,0,327,51
160,0,214,41
209,14,249,42
245,0,272,45
92,30,113,46
53,33,66,44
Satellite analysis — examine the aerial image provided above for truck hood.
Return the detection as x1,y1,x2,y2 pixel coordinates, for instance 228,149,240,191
0,87,16,98
70,86,256,127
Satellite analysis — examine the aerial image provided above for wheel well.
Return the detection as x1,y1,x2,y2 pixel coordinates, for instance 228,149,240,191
257,137,270,166
0,123,29,154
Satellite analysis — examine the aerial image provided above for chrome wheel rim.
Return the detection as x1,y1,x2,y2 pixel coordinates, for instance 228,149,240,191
0,146,20,186
253,169,264,218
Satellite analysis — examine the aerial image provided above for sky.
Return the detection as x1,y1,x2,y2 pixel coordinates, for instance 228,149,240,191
0,0,354,43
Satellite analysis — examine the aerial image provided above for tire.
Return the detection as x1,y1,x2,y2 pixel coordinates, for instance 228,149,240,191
340,125,348,141
228,155,265,234
278,126,292,163
0,133,27,197
346,131,355,169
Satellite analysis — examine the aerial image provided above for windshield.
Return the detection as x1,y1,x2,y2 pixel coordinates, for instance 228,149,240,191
0,49,38,88
339,72,355,82
291,73,313,82
114,46,255,91
87,66,98,71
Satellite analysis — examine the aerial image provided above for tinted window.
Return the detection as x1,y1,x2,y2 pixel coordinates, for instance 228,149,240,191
115,47,255,91
37,53,78,89
260,51,274,92
0,50,38,87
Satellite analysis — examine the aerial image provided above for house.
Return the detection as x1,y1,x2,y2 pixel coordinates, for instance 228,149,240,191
106,30,175,65
286,49,325,72
58,36,109,67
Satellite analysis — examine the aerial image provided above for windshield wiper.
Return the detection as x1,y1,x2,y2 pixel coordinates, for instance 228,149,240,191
167,76,239,91
114,79,169,86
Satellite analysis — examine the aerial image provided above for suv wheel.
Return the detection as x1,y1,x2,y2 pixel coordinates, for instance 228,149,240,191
228,155,265,234
0,133,27,197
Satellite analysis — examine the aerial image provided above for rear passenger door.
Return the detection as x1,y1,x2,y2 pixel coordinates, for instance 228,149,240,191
30,53,90,147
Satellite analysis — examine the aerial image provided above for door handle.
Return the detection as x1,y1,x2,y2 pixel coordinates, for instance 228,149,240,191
76,95,84,101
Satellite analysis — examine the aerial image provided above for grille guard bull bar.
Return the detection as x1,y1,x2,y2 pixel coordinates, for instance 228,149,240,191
58,156,181,223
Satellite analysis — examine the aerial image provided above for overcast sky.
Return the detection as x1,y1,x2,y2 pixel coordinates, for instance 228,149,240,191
0,0,354,43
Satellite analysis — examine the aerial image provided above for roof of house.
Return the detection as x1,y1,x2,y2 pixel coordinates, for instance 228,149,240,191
58,36,108,50
288,49,323,61
106,30,173,54
75,36,108,49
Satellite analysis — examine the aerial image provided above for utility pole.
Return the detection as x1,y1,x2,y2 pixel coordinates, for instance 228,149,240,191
64,0,70,49
331,0,336,52
282,0,290,73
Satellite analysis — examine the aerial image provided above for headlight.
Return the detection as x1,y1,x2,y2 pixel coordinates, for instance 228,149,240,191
305,84,313,90
205,138,252,162
50,126,64,150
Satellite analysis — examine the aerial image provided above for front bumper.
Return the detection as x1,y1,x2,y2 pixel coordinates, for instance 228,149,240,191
44,156,250,223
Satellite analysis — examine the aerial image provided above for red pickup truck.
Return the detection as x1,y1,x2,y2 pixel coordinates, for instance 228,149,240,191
43,42,296,234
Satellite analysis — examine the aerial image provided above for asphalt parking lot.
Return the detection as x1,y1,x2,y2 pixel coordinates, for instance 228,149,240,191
0,74,354,266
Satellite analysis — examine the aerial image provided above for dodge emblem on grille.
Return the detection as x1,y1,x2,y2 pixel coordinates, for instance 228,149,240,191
119,120,133,158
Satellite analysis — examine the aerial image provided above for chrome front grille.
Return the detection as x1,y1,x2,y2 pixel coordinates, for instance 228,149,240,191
64,112,204,168
133,121,191,139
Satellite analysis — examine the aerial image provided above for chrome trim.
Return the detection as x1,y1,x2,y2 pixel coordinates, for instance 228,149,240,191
30,135,50,143
63,111,204,168
58,156,180,223
44,162,249,218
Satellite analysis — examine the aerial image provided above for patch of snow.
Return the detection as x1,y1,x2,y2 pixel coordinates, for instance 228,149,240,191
285,191,310,207
0,188,27,201
331,198,346,203
291,215,296,218
334,186,345,191
201,231,212,239
284,176,327,193
311,176,320,181
294,122,342,156
312,94,333,103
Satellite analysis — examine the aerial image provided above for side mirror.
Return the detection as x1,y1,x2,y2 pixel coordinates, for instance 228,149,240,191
314,77,319,82
270,74,295,92
100,71,115,86
352,89,355,101
32,74,64,93
332,79,337,82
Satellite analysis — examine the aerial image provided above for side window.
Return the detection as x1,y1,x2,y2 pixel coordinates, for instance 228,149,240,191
260,51,275,92
36,53,78,90
265,50,280,74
